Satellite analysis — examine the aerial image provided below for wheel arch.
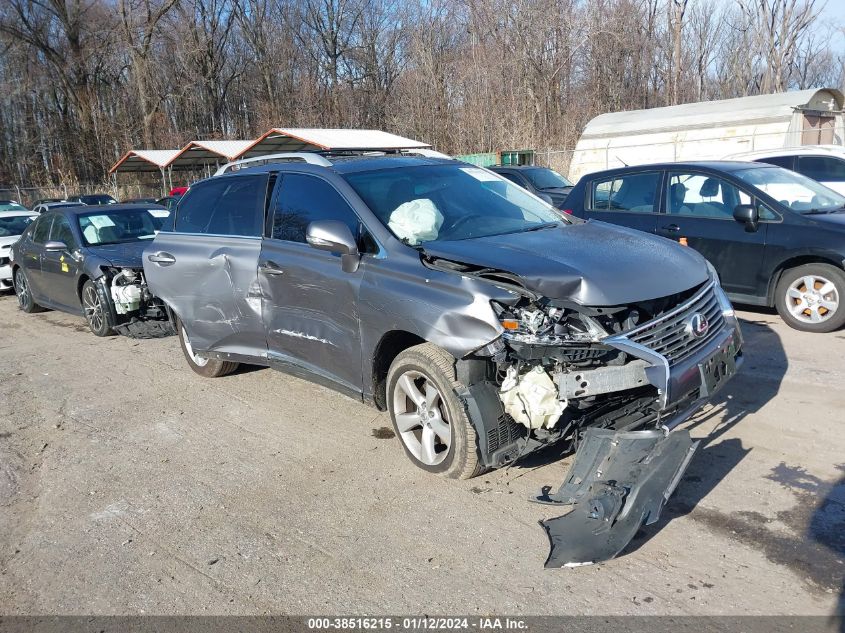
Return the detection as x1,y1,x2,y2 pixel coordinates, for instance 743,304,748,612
370,330,427,410
766,254,845,306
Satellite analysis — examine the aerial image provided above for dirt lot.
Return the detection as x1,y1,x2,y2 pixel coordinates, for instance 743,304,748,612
0,291,843,616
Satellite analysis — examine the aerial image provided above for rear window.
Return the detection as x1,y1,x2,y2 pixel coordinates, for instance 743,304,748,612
175,176,266,237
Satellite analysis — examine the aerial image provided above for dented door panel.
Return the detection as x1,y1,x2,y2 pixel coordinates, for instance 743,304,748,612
260,239,364,393
144,232,265,356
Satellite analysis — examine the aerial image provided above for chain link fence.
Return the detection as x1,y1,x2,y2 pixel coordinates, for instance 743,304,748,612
0,182,164,208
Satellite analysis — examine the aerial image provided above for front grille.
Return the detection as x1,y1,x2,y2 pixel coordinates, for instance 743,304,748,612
624,283,725,365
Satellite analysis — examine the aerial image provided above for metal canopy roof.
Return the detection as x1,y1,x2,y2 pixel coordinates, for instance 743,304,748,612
581,88,845,139
240,128,431,157
167,140,254,169
109,149,181,174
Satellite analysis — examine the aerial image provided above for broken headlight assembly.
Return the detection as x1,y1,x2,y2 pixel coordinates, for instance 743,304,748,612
490,299,613,364
489,300,627,431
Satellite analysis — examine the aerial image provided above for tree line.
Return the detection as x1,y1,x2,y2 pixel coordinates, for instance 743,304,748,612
0,0,842,187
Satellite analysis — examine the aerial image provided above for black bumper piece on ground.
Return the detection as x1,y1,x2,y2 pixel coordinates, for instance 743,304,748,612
533,427,698,567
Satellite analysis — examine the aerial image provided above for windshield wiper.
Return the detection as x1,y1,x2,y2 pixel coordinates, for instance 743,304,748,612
521,222,561,232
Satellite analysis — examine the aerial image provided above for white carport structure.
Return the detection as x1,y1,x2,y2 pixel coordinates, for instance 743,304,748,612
166,140,255,176
108,149,182,194
568,88,845,181
239,128,431,157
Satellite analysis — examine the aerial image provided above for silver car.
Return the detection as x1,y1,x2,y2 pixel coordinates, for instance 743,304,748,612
144,153,743,564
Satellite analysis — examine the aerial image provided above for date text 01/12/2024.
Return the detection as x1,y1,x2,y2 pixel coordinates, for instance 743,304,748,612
306,618,528,630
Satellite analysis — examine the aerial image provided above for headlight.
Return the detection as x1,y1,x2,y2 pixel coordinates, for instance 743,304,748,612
491,301,606,344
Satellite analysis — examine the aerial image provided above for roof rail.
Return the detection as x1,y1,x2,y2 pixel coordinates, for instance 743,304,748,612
400,148,452,159
214,152,333,176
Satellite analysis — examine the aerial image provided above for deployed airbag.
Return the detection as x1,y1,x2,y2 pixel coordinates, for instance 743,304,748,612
533,427,698,567
388,198,443,245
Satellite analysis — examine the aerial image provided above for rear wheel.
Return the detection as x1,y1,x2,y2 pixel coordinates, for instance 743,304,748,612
386,343,485,479
15,268,44,313
177,319,239,377
775,263,845,333
82,280,114,336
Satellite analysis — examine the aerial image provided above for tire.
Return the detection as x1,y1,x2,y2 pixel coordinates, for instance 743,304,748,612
386,343,485,479
81,279,114,337
177,319,239,378
775,263,845,333
14,268,44,313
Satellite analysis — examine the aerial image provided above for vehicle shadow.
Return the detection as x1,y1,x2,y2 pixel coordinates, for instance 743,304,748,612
622,316,788,553
807,470,845,627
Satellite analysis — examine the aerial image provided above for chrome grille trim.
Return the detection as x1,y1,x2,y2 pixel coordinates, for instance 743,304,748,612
619,281,726,366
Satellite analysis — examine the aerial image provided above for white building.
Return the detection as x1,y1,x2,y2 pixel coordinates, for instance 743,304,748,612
568,88,844,182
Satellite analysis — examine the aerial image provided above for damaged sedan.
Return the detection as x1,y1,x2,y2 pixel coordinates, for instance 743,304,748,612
10,204,174,338
144,154,743,565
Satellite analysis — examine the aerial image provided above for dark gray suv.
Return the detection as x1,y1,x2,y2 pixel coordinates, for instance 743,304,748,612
145,154,744,475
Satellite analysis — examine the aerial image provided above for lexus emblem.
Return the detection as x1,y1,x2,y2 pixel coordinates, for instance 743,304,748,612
686,313,709,338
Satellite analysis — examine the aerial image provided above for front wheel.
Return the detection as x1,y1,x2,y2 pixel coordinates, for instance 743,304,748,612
386,343,486,479
775,263,845,333
14,268,44,313
177,319,239,377
82,280,114,336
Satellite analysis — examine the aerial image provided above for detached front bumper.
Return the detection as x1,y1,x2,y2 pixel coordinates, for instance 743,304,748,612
534,426,699,567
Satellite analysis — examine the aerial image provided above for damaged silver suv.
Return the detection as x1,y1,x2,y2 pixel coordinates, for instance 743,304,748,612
145,153,742,480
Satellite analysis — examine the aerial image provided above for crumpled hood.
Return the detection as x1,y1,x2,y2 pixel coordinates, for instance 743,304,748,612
86,241,148,268
421,220,709,306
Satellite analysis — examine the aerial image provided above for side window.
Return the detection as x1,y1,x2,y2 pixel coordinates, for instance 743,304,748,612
49,216,77,249
667,173,743,219
797,156,845,183
32,216,52,244
756,156,794,170
175,176,265,236
271,174,360,244
590,172,660,213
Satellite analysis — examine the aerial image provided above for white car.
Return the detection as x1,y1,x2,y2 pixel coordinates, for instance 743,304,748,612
0,210,38,291
726,145,845,196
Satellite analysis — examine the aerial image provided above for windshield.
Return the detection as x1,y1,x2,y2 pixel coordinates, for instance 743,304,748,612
77,209,160,245
733,166,845,214
343,164,564,244
0,214,35,237
0,202,27,212
524,168,573,190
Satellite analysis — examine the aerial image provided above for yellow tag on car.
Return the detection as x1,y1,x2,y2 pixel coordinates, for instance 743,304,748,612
61,263,69,272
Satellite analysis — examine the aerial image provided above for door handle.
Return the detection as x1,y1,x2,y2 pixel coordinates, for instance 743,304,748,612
148,252,176,266
660,224,681,233
258,260,284,275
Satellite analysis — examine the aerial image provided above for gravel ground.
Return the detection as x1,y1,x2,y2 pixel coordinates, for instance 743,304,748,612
0,292,843,616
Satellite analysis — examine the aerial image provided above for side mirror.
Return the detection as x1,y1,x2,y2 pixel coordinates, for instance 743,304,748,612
537,192,554,205
44,240,68,252
733,204,759,233
306,220,361,273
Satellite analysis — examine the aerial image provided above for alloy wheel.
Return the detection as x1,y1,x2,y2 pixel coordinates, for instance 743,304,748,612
392,370,451,466
83,284,105,332
785,274,839,325
15,270,29,310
